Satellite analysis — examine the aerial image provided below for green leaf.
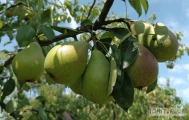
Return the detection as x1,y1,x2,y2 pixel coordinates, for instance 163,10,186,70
146,78,157,93
45,73,56,85
81,19,93,26
22,84,30,92
36,96,46,105
119,36,138,69
1,78,15,102
112,71,134,111
41,25,55,40
110,28,130,43
0,23,20,31
17,98,30,109
129,0,142,17
51,26,79,35
16,25,36,47
96,38,111,55
5,99,16,113
108,57,117,96
96,32,115,55
100,32,114,39
6,31,14,40
129,0,149,16
110,45,120,64
154,22,168,43
0,20,3,29
38,105,48,120
41,9,51,24
140,0,149,14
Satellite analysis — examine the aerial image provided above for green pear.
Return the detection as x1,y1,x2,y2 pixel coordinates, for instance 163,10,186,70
81,50,112,104
125,42,158,88
131,21,155,36
139,30,178,62
44,41,88,85
108,57,117,96
12,42,45,82
69,79,82,95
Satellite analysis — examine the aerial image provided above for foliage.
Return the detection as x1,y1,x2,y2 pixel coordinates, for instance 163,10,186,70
0,0,188,119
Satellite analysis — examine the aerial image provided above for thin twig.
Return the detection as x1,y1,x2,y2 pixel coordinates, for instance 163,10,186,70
87,0,96,19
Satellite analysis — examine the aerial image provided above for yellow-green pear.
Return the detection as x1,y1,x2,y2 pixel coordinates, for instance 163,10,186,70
81,50,112,104
125,42,158,88
12,42,45,82
139,30,178,62
69,79,82,95
44,41,88,85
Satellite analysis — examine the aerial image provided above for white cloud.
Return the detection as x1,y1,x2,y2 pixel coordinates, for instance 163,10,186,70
158,76,188,88
168,64,189,73
169,77,187,87
158,77,167,85
181,88,189,102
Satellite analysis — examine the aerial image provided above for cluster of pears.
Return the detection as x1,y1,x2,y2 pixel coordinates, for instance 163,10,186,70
124,21,179,88
12,41,115,104
44,41,115,104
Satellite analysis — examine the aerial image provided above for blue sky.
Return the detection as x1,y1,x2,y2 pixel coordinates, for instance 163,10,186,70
1,0,189,103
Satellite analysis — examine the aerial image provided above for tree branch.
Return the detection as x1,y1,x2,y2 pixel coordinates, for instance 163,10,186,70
103,18,130,25
4,52,18,67
38,32,82,46
93,0,114,30
87,0,96,19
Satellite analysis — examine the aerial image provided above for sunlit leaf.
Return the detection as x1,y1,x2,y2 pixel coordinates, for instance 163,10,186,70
5,99,16,113
0,20,3,29
129,0,142,17
154,22,168,43
140,0,149,14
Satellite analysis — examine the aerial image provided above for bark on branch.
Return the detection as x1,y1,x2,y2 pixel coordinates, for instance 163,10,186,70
93,0,115,30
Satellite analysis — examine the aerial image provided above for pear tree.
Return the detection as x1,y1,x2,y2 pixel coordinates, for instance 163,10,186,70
0,0,188,119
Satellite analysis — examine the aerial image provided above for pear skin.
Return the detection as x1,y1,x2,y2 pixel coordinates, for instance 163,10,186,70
44,41,88,85
69,79,82,95
12,42,45,82
125,42,158,88
81,50,112,104
140,30,178,62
